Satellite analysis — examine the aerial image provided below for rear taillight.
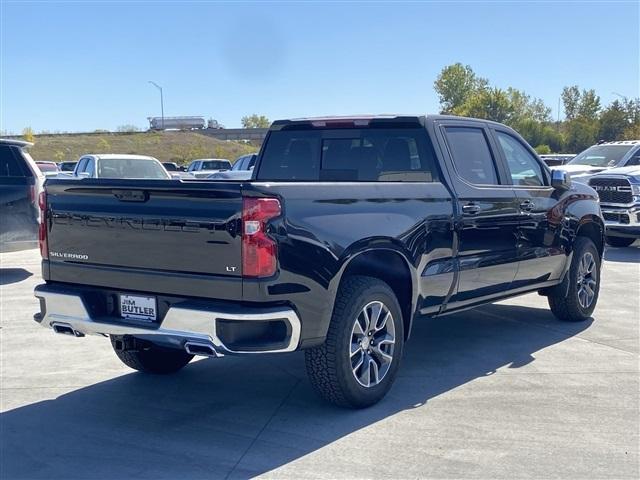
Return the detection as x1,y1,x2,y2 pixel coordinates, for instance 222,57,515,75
242,197,281,278
38,191,48,259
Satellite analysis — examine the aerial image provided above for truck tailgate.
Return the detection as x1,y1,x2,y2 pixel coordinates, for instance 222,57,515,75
44,179,243,298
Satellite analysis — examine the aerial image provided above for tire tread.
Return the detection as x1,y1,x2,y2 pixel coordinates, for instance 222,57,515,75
305,276,403,408
548,237,600,322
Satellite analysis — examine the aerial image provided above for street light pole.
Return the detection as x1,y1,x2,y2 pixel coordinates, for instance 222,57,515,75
148,81,164,129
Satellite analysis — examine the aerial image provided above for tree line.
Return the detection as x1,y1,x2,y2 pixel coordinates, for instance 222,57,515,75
18,63,638,154
434,63,639,154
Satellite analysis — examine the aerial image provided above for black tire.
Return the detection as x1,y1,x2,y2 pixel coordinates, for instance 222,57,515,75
605,236,636,248
548,237,601,322
110,336,193,374
305,276,405,408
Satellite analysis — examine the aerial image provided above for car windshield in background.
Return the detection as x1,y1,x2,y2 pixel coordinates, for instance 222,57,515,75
97,159,169,179
568,145,633,167
201,161,230,170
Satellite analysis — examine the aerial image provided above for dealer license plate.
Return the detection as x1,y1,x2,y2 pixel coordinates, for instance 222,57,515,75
120,294,157,322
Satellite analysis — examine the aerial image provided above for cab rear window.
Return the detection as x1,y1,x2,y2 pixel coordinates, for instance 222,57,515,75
256,128,437,182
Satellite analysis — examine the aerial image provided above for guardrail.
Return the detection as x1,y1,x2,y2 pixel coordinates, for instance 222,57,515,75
1,128,269,142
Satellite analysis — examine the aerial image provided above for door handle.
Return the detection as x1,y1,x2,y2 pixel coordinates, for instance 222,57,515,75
520,200,535,211
462,203,481,215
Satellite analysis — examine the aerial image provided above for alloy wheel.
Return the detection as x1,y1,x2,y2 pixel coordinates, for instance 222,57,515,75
576,251,597,309
349,301,396,388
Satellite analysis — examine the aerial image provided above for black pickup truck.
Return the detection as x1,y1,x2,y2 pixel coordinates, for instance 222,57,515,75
34,115,604,408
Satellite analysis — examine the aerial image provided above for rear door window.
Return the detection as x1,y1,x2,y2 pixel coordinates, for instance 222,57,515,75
257,128,436,182
0,147,25,177
444,127,499,185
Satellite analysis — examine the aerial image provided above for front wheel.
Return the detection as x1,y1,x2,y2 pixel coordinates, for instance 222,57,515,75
110,336,193,374
305,276,404,408
605,236,636,248
548,237,601,322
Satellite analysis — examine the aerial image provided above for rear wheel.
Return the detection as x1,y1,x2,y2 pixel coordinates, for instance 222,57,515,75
110,336,193,374
548,237,601,322
305,276,404,408
605,236,635,247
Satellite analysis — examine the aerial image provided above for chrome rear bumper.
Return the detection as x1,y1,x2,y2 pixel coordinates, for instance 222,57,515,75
34,285,301,356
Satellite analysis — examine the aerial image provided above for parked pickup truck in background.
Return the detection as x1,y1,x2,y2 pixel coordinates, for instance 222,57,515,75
589,166,640,247
34,115,605,408
1,139,43,253
553,140,640,183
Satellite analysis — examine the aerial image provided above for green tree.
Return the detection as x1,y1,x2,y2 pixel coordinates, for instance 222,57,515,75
622,122,640,140
22,127,35,143
507,88,551,123
564,118,598,153
598,100,628,141
577,89,601,120
434,63,488,113
453,87,514,123
516,119,563,153
241,114,270,128
623,98,640,124
561,86,581,120
535,144,551,154
561,86,600,121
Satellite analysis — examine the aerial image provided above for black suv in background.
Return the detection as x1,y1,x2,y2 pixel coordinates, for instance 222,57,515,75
0,139,43,253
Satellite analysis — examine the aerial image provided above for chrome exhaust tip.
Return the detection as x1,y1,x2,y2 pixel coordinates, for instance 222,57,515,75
51,322,84,337
184,341,219,357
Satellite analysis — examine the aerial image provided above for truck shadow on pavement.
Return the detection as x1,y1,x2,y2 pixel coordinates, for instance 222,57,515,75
1,304,592,479
0,267,33,286
604,246,640,263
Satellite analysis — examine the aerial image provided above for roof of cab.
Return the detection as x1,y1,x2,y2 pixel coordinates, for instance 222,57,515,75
269,114,512,130
0,138,33,148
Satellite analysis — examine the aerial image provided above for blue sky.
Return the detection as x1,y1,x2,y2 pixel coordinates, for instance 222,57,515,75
1,1,638,133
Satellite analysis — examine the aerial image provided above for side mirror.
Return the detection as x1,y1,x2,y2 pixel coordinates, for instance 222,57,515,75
77,172,91,178
551,169,571,190
170,173,181,180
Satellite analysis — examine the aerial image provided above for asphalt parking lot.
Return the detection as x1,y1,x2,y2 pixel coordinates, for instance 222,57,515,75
1,247,638,479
